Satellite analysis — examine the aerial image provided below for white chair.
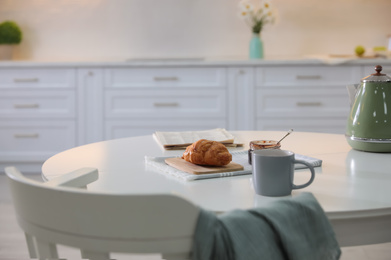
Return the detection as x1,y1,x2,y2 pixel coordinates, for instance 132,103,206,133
5,166,200,260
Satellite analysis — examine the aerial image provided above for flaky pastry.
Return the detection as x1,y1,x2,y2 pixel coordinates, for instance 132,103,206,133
182,139,232,166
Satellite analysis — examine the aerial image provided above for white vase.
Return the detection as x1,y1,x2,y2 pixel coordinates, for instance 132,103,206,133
0,45,14,60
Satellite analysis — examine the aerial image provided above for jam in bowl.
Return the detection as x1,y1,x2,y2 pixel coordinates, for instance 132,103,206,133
248,140,281,165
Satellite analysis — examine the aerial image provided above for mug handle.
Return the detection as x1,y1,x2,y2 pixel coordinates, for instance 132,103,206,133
292,160,315,190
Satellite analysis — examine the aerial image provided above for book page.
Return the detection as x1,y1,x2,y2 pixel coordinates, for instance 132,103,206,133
154,128,235,147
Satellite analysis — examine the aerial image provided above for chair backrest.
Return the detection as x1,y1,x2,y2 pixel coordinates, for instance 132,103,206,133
5,167,200,260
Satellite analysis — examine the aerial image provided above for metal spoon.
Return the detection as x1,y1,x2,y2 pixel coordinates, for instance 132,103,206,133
277,129,293,144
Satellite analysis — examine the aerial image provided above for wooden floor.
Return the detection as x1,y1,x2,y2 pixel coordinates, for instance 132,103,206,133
1,173,390,260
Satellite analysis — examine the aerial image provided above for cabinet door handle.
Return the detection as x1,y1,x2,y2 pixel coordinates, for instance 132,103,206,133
153,102,179,107
153,77,179,81
14,103,40,109
296,75,322,80
296,102,322,107
13,78,40,83
14,133,39,138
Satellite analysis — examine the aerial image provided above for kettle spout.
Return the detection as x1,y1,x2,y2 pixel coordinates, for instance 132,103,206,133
346,84,360,107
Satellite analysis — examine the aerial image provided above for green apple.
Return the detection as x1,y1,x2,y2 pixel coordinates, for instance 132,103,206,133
355,45,365,57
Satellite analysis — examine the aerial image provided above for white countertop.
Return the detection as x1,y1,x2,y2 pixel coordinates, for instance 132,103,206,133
1,56,391,67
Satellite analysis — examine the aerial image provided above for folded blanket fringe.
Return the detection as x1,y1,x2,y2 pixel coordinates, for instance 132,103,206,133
191,193,341,260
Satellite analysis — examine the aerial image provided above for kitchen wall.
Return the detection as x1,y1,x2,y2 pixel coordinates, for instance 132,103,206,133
0,0,390,61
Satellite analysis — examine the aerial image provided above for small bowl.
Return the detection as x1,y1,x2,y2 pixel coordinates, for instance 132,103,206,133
248,140,281,165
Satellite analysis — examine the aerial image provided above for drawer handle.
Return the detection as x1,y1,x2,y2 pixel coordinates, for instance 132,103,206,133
153,102,179,107
153,77,179,81
13,78,40,83
14,103,40,109
296,75,322,80
14,133,39,138
296,102,322,107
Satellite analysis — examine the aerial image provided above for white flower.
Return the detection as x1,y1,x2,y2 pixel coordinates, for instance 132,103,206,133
237,0,277,34
238,10,251,20
261,0,272,11
238,0,254,12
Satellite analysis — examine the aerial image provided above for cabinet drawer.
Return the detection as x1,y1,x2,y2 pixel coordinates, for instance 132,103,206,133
256,65,359,87
0,68,76,88
256,118,347,134
0,120,76,159
0,90,75,118
105,67,226,88
255,87,350,118
105,89,226,118
105,119,228,140
363,65,391,76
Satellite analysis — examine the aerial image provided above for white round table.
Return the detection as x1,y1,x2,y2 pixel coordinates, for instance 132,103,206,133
42,131,391,246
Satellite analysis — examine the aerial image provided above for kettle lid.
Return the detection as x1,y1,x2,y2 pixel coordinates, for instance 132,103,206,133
362,65,391,82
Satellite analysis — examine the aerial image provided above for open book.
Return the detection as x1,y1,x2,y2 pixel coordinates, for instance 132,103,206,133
153,128,243,150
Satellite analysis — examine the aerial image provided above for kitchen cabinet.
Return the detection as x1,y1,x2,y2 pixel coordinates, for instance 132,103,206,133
0,68,77,173
363,64,391,76
76,68,104,145
253,65,362,133
228,67,255,130
103,67,229,140
1,59,390,172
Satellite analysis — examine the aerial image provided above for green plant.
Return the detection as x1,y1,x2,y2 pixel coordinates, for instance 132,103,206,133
0,21,22,45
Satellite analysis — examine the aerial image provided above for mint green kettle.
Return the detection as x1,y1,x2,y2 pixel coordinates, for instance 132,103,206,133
346,65,391,152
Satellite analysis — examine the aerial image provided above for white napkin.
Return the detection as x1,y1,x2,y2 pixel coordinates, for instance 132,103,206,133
145,150,322,182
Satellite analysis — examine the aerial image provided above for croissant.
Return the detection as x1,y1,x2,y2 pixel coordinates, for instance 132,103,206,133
182,139,232,166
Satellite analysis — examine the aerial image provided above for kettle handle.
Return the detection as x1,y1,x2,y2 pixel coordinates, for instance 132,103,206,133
346,84,360,107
